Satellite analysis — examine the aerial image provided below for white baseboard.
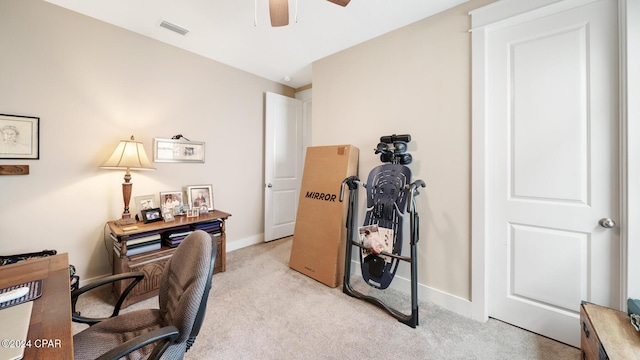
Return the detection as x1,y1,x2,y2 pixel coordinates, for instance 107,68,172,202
226,234,264,252
77,273,113,289
349,260,473,319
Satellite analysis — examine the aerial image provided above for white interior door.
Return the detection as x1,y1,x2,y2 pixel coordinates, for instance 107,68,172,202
485,0,619,347
264,92,303,242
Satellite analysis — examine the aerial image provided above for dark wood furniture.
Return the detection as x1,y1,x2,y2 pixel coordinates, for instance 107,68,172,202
580,302,640,359
108,210,230,308
0,254,73,359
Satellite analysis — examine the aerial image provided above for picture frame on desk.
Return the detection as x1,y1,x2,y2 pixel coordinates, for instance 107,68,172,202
160,190,183,213
162,210,175,222
186,208,199,218
186,184,213,211
173,204,186,216
141,208,163,223
134,194,157,218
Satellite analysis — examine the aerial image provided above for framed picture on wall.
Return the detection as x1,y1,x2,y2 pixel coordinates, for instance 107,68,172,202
153,138,205,163
186,184,213,211
0,114,39,159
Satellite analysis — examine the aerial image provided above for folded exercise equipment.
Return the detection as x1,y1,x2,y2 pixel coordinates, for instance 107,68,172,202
340,134,425,328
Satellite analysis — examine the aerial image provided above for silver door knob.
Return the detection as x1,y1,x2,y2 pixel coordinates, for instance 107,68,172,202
599,218,615,228
267,183,273,188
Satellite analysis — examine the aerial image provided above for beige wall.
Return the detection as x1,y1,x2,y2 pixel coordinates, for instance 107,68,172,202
1,0,497,305
313,0,496,301
0,0,292,279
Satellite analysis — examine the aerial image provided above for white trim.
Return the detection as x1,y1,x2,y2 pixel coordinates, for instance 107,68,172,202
623,0,640,301
469,0,600,31
227,234,264,252
471,0,631,321
470,23,489,322
349,260,472,317
77,273,113,289
295,88,312,165
619,0,629,309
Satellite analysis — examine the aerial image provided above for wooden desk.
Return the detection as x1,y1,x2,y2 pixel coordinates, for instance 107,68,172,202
0,254,73,359
108,210,231,307
581,302,640,359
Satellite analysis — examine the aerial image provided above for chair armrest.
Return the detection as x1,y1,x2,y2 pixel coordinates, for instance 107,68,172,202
96,325,179,360
71,271,145,326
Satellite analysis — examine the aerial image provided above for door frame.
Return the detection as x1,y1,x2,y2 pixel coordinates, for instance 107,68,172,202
470,0,639,321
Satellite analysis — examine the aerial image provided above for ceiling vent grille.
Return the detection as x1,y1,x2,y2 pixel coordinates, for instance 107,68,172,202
159,21,189,35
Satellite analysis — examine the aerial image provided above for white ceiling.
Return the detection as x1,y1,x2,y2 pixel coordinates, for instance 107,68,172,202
44,0,467,88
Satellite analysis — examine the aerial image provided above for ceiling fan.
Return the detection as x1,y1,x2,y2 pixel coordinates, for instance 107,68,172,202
269,0,351,27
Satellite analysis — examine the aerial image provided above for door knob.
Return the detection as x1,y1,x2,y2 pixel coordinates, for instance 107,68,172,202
267,183,273,188
599,218,615,228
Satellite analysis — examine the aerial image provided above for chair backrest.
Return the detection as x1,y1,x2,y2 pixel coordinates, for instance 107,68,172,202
157,229,217,352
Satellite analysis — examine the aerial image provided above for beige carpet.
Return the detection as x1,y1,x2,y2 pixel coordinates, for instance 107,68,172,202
73,237,581,359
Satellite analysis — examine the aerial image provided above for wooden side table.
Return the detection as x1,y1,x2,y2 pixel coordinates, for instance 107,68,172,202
580,302,640,359
108,210,231,308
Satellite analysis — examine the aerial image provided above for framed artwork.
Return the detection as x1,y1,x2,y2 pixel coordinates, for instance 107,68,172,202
186,184,213,211
134,194,157,218
160,191,183,213
141,208,163,223
153,138,205,163
0,114,39,159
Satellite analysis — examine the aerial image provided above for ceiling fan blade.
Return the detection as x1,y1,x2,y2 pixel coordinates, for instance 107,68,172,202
269,0,289,27
327,0,351,6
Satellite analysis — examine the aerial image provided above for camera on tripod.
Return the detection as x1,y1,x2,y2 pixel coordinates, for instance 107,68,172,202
375,134,412,165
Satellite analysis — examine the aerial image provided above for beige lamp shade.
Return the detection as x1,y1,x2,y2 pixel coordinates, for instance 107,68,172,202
101,136,155,170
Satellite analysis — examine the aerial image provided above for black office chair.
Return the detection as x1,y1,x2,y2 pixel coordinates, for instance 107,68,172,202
72,230,217,360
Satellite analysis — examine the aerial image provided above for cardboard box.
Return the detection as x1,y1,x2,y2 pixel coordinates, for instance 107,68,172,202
289,145,359,287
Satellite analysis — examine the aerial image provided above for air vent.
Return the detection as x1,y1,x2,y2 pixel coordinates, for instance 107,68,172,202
159,20,189,36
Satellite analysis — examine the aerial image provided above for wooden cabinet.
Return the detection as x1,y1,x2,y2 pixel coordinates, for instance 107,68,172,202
108,210,231,308
580,302,640,359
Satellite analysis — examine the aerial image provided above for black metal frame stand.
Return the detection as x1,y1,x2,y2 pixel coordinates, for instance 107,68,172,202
340,176,425,328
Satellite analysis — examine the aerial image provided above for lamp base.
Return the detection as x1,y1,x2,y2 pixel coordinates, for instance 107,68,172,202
115,218,137,226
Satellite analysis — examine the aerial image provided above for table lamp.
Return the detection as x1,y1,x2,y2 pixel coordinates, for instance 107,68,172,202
101,135,155,225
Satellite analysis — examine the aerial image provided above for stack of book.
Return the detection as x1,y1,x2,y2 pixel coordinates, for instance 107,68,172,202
161,220,222,248
162,228,193,248
195,220,222,235
112,231,162,256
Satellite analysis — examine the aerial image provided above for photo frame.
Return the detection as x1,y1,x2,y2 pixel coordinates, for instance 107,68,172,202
0,114,39,159
141,208,163,223
159,190,183,213
186,208,200,218
173,204,185,216
186,184,214,211
134,194,157,218
162,210,175,222
153,138,205,163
